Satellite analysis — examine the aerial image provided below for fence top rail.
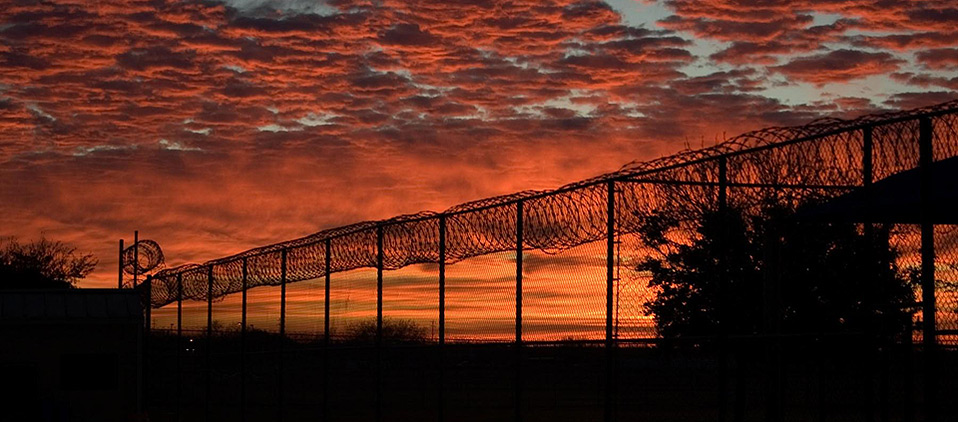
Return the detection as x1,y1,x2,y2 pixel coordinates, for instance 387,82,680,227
147,99,958,304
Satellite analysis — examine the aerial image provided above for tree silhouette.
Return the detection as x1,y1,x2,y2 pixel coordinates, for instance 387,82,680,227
637,205,916,342
0,237,97,289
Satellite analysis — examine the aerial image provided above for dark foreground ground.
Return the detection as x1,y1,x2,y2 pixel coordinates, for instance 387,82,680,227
146,333,957,422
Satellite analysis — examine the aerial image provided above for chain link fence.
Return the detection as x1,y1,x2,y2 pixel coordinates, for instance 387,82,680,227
142,100,958,421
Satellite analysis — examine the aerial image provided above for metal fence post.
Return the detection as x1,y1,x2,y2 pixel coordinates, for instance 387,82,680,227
515,200,524,422
241,257,248,422
176,273,182,422
904,317,915,422
919,116,937,422
377,225,384,422
143,275,152,414
863,126,873,188
717,156,729,422
145,275,153,329
206,265,213,422
279,248,287,422
862,125,877,422
133,230,139,288
118,239,124,289
763,216,783,422
438,215,447,422
324,239,331,421
605,180,616,422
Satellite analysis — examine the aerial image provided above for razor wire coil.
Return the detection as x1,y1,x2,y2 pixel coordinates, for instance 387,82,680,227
146,100,958,309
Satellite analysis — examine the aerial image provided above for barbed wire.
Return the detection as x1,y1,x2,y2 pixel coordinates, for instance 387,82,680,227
146,99,958,308
123,239,164,275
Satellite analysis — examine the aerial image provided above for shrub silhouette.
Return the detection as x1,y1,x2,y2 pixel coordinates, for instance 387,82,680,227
344,317,430,344
638,204,916,342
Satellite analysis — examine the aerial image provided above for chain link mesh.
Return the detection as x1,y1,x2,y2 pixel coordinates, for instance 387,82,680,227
145,100,958,347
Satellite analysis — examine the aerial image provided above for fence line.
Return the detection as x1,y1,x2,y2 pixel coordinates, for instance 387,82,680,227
142,99,958,422
145,100,958,309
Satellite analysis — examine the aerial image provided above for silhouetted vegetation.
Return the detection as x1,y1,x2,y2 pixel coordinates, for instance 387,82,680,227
638,205,917,341
0,236,97,289
344,317,430,344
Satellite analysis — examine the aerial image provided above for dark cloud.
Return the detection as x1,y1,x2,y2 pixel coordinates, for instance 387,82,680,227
905,7,958,26
1,48,51,70
771,49,903,85
379,23,441,47
661,0,958,64
915,48,958,70
884,91,958,110
659,13,813,42
845,31,958,50
116,47,198,71
891,72,958,91
221,79,268,98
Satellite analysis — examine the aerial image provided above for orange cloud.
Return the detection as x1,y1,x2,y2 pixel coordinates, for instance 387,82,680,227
0,0,953,293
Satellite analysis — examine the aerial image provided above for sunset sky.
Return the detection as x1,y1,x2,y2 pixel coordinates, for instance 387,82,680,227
1,0,957,289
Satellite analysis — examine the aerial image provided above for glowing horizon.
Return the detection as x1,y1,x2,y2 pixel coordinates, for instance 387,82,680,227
151,241,658,342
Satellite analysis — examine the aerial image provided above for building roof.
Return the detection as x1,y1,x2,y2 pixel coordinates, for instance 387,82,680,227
798,155,958,224
0,289,143,322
